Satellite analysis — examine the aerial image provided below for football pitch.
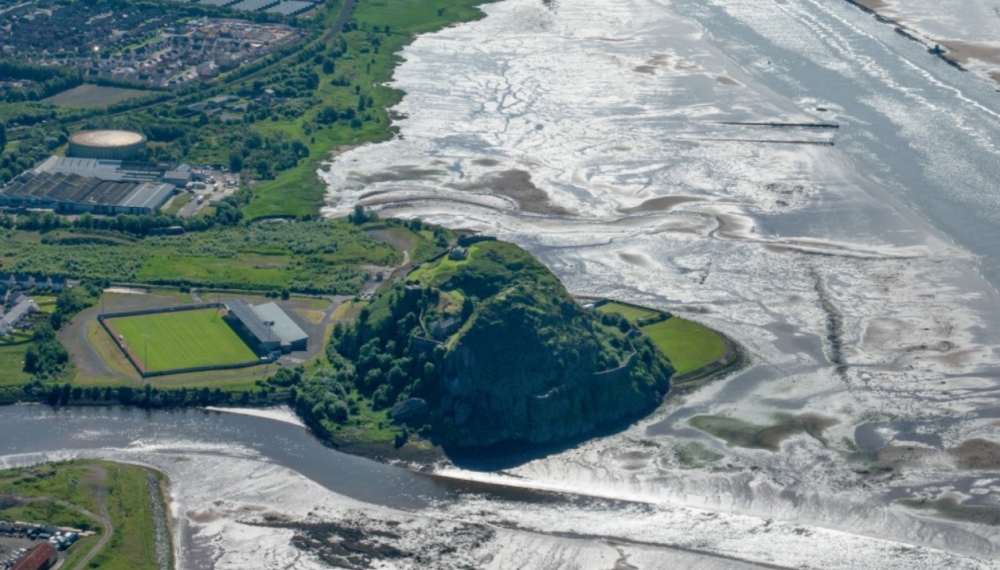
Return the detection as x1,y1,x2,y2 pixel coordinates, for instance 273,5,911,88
107,309,257,372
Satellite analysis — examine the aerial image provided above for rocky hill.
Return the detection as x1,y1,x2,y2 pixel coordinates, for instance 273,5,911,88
321,239,674,450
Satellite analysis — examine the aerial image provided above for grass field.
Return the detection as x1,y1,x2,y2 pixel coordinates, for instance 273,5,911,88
108,309,257,372
596,302,657,322
43,84,152,108
641,318,727,376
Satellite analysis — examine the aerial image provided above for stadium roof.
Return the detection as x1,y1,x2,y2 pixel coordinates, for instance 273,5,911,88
225,299,285,346
10,543,56,570
254,302,308,344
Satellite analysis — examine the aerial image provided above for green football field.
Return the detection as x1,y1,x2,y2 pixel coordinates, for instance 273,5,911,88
108,309,257,372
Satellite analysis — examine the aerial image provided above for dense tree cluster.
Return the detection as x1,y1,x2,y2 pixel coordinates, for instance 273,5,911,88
0,62,84,103
0,125,68,186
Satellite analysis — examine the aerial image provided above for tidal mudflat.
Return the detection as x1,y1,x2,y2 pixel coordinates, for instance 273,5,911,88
318,0,1000,566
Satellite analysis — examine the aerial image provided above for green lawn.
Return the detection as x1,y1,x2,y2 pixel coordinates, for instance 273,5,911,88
108,309,257,372
596,302,657,322
641,318,727,376
0,343,31,383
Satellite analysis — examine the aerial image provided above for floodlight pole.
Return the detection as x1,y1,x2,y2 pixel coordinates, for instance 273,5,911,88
142,333,149,377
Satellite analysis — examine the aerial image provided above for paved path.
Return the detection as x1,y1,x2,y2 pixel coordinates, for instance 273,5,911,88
70,466,112,570
322,0,357,43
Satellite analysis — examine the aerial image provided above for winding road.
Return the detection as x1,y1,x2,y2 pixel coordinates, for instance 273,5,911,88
12,466,113,570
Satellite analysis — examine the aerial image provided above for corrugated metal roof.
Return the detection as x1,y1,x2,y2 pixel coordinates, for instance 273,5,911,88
118,183,174,209
254,302,308,344
226,299,282,345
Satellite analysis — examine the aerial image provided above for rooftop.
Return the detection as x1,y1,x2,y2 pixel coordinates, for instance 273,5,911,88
69,130,146,148
226,299,285,346
254,302,308,344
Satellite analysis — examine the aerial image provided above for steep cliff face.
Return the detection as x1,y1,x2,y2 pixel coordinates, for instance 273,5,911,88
438,286,673,447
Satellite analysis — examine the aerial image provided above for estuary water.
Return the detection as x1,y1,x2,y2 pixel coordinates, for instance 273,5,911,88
7,0,1000,567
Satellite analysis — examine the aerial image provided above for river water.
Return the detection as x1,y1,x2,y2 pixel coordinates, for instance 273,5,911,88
8,0,1000,567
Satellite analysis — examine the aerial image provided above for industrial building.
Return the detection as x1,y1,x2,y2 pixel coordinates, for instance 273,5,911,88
10,543,57,570
67,130,147,161
0,156,191,215
224,299,308,355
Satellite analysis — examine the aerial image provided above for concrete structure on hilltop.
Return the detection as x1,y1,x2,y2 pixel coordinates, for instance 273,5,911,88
68,130,147,161
224,299,308,355
0,156,190,215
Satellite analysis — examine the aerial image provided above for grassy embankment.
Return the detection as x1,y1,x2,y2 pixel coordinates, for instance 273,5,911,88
595,301,729,378
0,460,169,570
242,0,494,219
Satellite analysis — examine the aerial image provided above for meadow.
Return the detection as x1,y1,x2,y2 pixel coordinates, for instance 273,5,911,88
595,301,658,323
108,309,257,372
42,84,152,109
0,219,400,294
596,301,728,376
640,318,728,376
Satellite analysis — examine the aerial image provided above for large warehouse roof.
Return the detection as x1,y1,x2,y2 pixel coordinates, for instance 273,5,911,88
34,157,162,183
119,183,175,210
0,156,185,215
